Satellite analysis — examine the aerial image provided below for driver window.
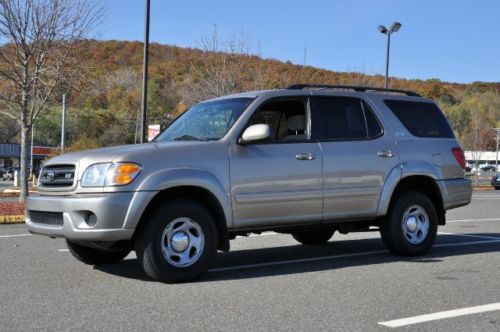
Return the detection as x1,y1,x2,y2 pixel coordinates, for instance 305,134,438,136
248,99,308,142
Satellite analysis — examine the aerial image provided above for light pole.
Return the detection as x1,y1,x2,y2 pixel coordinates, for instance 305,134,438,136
140,0,151,143
61,93,66,153
493,128,500,172
378,22,402,88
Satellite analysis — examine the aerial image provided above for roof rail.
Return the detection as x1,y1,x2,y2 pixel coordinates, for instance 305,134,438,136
286,84,422,97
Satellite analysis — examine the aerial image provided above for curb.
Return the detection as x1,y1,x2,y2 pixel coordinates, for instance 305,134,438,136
2,189,37,194
0,215,25,224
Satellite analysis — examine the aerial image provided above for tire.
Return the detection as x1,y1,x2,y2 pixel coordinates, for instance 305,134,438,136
135,200,218,283
380,191,438,256
292,229,335,245
66,240,130,265
495,187,500,190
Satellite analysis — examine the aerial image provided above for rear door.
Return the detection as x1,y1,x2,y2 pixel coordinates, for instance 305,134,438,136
312,96,400,220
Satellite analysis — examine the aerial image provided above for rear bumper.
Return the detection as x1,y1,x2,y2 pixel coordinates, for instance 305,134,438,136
437,178,472,210
25,191,157,241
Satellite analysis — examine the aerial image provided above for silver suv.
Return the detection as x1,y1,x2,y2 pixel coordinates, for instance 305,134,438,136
26,84,472,283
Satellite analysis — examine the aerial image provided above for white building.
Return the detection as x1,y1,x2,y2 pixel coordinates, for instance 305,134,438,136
464,151,499,166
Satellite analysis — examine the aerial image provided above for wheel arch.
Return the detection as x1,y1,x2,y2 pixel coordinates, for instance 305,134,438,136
132,169,231,251
381,175,446,225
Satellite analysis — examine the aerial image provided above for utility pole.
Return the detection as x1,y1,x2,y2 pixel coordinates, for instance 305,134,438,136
378,22,402,88
61,93,66,153
140,0,151,143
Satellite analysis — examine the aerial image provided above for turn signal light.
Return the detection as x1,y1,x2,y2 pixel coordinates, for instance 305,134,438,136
106,163,142,186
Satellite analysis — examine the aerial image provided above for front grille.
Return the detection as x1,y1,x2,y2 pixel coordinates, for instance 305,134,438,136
39,164,75,188
29,211,64,226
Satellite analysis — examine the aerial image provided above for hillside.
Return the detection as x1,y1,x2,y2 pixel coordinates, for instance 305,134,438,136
3,40,499,151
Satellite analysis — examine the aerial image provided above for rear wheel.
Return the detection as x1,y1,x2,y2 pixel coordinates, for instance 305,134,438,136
135,200,218,283
380,191,438,256
66,240,130,265
292,229,334,245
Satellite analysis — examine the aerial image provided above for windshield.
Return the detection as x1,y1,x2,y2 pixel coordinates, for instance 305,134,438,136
156,97,254,142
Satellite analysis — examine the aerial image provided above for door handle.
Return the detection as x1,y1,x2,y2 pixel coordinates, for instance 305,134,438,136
296,153,315,160
378,150,394,158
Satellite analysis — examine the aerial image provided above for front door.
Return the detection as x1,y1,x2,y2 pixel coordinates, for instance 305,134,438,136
230,97,323,228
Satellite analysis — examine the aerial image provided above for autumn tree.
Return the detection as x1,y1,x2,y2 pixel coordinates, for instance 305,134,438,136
182,28,266,104
0,0,102,201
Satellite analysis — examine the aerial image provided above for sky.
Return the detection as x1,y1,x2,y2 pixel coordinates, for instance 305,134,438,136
102,0,500,84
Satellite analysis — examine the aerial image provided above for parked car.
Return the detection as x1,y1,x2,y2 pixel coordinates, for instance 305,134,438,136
480,165,496,172
26,84,472,283
2,168,14,181
492,175,500,190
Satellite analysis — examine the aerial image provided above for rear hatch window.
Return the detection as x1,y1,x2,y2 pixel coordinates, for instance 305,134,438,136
384,100,454,138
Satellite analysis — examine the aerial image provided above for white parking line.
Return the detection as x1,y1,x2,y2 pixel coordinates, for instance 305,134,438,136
0,233,32,239
209,249,388,273
447,218,500,223
378,302,500,328
58,249,69,252
439,231,500,240
209,237,500,273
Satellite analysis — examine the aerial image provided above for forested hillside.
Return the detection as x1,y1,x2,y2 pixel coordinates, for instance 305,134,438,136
2,39,499,152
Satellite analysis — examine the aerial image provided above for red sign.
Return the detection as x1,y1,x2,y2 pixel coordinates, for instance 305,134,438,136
148,124,161,142
32,146,60,156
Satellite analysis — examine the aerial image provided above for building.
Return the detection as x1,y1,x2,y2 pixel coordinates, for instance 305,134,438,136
0,143,59,174
464,151,499,167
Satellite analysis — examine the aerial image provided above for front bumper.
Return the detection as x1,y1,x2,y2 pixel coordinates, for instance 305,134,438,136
26,191,157,241
437,178,472,210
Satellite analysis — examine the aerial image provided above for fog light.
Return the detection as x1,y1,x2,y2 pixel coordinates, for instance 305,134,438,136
84,212,97,227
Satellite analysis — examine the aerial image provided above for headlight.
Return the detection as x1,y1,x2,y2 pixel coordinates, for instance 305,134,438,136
81,162,141,187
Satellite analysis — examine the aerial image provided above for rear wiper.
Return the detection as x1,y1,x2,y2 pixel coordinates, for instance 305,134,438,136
172,135,207,141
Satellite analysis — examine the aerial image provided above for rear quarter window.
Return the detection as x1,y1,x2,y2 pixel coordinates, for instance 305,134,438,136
384,100,454,138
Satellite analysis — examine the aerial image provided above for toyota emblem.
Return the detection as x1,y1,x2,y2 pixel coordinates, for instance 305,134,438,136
46,170,55,182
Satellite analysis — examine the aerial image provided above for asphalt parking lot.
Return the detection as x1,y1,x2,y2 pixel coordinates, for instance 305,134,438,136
1,192,500,331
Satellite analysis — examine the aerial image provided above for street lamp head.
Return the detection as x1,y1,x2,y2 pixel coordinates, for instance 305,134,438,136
378,25,388,34
390,22,402,33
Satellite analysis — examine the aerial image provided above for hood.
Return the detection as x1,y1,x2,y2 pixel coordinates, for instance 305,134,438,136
48,143,159,165
45,141,221,177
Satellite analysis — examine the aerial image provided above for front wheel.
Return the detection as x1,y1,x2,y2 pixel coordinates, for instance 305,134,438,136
292,229,335,245
66,240,130,265
380,191,438,256
135,200,218,283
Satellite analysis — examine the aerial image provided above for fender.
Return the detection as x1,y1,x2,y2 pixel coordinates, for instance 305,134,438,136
126,168,232,229
376,160,444,216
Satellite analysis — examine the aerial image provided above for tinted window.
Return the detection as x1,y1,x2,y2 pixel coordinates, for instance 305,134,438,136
315,97,382,140
363,102,383,138
384,100,454,138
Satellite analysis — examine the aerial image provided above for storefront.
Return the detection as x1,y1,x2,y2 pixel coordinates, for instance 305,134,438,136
0,143,59,174
0,143,20,169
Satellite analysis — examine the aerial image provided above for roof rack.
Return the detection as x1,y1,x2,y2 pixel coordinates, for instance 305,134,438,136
286,84,422,97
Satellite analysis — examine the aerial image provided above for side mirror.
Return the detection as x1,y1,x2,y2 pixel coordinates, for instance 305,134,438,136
238,124,271,144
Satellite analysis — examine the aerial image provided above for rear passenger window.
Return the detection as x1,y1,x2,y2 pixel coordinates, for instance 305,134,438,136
315,97,383,140
384,100,454,138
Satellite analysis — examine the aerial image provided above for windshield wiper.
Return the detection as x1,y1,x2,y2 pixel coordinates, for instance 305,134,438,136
172,135,207,142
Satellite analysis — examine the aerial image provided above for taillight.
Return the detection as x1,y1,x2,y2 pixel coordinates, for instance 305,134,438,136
451,147,466,169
